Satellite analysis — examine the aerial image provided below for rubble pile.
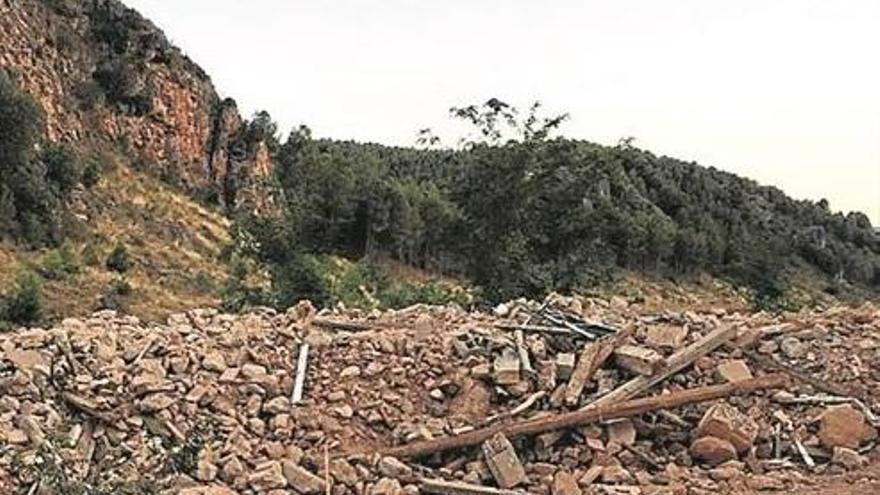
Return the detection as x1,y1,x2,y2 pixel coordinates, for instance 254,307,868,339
1,297,879,494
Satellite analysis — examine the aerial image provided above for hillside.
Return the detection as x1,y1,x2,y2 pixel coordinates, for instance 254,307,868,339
0,0,273,322
229,109,879,311
1,0,878,327
0,162,231,321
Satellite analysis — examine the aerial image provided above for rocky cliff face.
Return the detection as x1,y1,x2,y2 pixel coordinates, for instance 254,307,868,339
0,0,271,211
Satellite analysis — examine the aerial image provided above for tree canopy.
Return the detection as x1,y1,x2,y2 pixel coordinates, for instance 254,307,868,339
231,100,880,307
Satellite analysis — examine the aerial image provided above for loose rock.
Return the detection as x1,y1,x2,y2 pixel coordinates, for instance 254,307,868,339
817,405,877,449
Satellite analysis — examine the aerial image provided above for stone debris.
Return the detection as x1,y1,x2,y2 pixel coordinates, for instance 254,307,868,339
371,477,403,495
0,298,878,494
556,352,576,381
606,419,637,446
494,349,521,385
690,436,738,465
817,404,878,449
613,345,665,376
378,456,413,479
716,359,753,383
482,433,527,489
552,470,582,495
694,403,759,453
282,461,326,494
644,325,688,348
831,447,867,470
248,461,287,491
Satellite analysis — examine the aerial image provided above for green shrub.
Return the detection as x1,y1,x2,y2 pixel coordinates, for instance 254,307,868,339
81,155,105,188
267,255,473,311
112,277,133,296
92,58,152,116
105,242,132,273
42,144,81,196
73,79,106,110
379,279,473,309
1,271,44,326
270,254,329,309
1,71,80,247
81,241,102,266
39,243,80,280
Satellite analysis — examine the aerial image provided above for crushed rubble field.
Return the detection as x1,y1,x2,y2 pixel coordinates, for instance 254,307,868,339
1,296,880,495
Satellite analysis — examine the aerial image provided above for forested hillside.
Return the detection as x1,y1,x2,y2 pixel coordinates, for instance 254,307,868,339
230,101,879,309
2,0,877,324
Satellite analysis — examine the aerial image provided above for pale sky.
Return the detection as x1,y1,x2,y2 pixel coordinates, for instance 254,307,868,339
123,0,880,224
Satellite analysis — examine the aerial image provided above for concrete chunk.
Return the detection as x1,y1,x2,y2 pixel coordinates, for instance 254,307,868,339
493,349,521,385
248,461,287,491
378,456,413,479
331,459,359,487
482,433,527,489
606,418,636,446
644,326,688,348
556,353,575,381
613,345,665,376
552,470,582,495
371,477,403,495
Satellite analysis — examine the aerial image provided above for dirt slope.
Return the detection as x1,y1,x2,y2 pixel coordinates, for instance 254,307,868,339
0,163,232,322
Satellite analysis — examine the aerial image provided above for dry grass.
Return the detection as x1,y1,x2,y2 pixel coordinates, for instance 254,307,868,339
0,164,231,323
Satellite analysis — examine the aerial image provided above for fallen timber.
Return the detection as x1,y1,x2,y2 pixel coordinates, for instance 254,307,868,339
381,374,788,459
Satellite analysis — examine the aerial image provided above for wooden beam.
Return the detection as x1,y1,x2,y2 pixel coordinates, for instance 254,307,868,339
565,343,601,406
565,327,633,406
586,324,737,409
381,374,787,459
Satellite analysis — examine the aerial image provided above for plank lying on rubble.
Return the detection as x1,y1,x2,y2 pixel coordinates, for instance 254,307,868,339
381,374,788,459
420,478,527,495
586,324,738,409
565,326,633,406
